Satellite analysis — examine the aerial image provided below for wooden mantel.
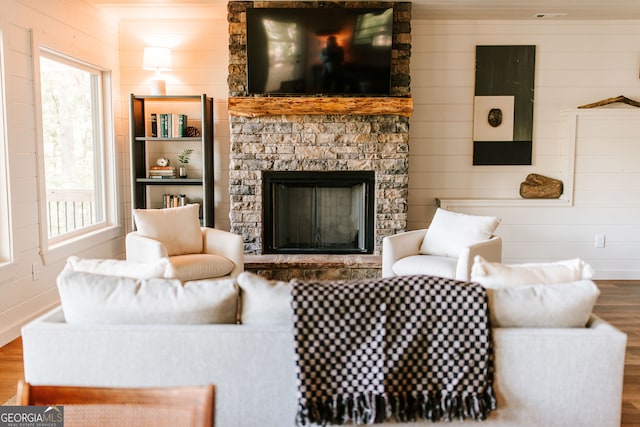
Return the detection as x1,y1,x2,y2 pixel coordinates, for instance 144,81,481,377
228,96,414,117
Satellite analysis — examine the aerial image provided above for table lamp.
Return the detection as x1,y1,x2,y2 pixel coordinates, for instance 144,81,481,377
143,46,172,95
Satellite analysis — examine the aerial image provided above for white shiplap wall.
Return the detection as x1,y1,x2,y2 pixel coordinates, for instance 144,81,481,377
410,20,640,278
0,0,122,346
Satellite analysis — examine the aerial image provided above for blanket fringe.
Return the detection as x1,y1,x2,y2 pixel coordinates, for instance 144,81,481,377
296,388,497,425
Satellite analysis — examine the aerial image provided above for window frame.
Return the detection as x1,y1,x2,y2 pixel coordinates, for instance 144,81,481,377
34,46,119,263
0,30,12,269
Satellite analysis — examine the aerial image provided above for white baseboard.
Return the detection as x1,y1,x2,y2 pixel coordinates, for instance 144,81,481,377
592,270,640,281
0,301,59,348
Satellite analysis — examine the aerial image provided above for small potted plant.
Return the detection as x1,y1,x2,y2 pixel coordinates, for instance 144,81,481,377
177,148,193,178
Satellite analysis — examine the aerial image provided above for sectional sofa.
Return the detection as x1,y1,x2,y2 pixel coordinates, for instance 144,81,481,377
21,266,627,427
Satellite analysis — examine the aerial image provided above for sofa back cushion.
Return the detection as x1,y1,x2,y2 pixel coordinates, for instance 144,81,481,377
419,208,500,257
57,270,238,324
470,256,599,327
64,256,174,279
487,280,600,328
133,204,203,256
237,272,292,325
471,255,594,289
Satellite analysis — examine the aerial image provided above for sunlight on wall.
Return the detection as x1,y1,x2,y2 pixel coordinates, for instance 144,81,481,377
0,31,12,266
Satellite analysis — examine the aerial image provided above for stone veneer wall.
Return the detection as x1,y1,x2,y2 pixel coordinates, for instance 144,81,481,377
227,1,411,255
229,114,409,254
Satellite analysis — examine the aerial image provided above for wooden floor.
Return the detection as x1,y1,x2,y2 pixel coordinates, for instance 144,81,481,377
592,281,640,426
0,335,22,404
1,281,639,425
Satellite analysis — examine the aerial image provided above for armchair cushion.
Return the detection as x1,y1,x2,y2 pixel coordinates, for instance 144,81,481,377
133,204,203,256
170,253,235,281
390,255,457,278
419,208,500,257
57,270,238,324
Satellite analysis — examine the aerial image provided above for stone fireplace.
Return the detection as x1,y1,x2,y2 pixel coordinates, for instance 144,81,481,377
227,1,412,258
228,109,410,255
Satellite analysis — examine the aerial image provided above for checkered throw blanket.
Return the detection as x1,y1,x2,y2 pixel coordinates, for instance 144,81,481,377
291,275,496,426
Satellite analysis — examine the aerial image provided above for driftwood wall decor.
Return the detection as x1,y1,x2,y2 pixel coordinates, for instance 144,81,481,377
578,95,640,109
519,173,563,199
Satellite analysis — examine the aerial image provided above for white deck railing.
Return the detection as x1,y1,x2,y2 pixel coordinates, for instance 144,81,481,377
46,189,96,238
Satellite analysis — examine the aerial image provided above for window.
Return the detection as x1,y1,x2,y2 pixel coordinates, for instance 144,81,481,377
354,9,393,46
38,49,112,245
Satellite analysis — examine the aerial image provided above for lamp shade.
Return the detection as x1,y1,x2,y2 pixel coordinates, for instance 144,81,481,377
142,47,172,71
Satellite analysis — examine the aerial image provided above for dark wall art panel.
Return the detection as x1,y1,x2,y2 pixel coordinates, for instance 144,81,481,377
473,45,536,165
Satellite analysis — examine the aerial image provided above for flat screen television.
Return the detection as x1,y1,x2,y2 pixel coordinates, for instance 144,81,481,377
246,7,394,96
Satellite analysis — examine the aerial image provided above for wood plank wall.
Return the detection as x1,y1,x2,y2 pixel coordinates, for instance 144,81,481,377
408,20,640,279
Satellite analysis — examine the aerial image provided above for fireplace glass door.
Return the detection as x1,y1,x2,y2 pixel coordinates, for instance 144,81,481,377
264,171,374,254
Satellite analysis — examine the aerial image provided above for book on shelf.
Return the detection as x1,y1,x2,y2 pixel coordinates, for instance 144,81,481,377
149,166,176,178
150,114,157,137
159,114,168,138
174,114,188,137
156,113,188,138
163,193,187,208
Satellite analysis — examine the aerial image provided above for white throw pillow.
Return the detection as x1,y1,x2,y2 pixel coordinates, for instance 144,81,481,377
419,208,500,257
237,272,292,325
133,204,203,256
471,255,594,289
57,270,238,324
64,256,174,279
487,280,600,327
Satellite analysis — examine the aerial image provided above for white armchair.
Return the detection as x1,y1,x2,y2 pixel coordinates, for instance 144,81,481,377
382,208,502,281
127,204,244,281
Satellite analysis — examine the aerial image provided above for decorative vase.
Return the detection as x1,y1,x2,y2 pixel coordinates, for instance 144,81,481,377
179,165,187,178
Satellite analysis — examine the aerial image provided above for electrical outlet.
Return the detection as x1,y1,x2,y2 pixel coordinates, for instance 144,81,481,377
595,234,606,248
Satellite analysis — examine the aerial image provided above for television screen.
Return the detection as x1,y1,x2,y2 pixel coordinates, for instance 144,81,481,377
246,7,393,96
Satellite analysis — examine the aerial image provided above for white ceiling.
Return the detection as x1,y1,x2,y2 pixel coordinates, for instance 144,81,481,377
87,0,640,21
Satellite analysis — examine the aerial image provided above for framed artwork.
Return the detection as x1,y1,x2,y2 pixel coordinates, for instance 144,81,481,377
473,45,536,165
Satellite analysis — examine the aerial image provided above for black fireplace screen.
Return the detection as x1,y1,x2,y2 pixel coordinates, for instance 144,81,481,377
263,171,375,254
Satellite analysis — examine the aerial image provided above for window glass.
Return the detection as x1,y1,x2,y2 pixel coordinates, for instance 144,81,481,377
39,53,105,242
